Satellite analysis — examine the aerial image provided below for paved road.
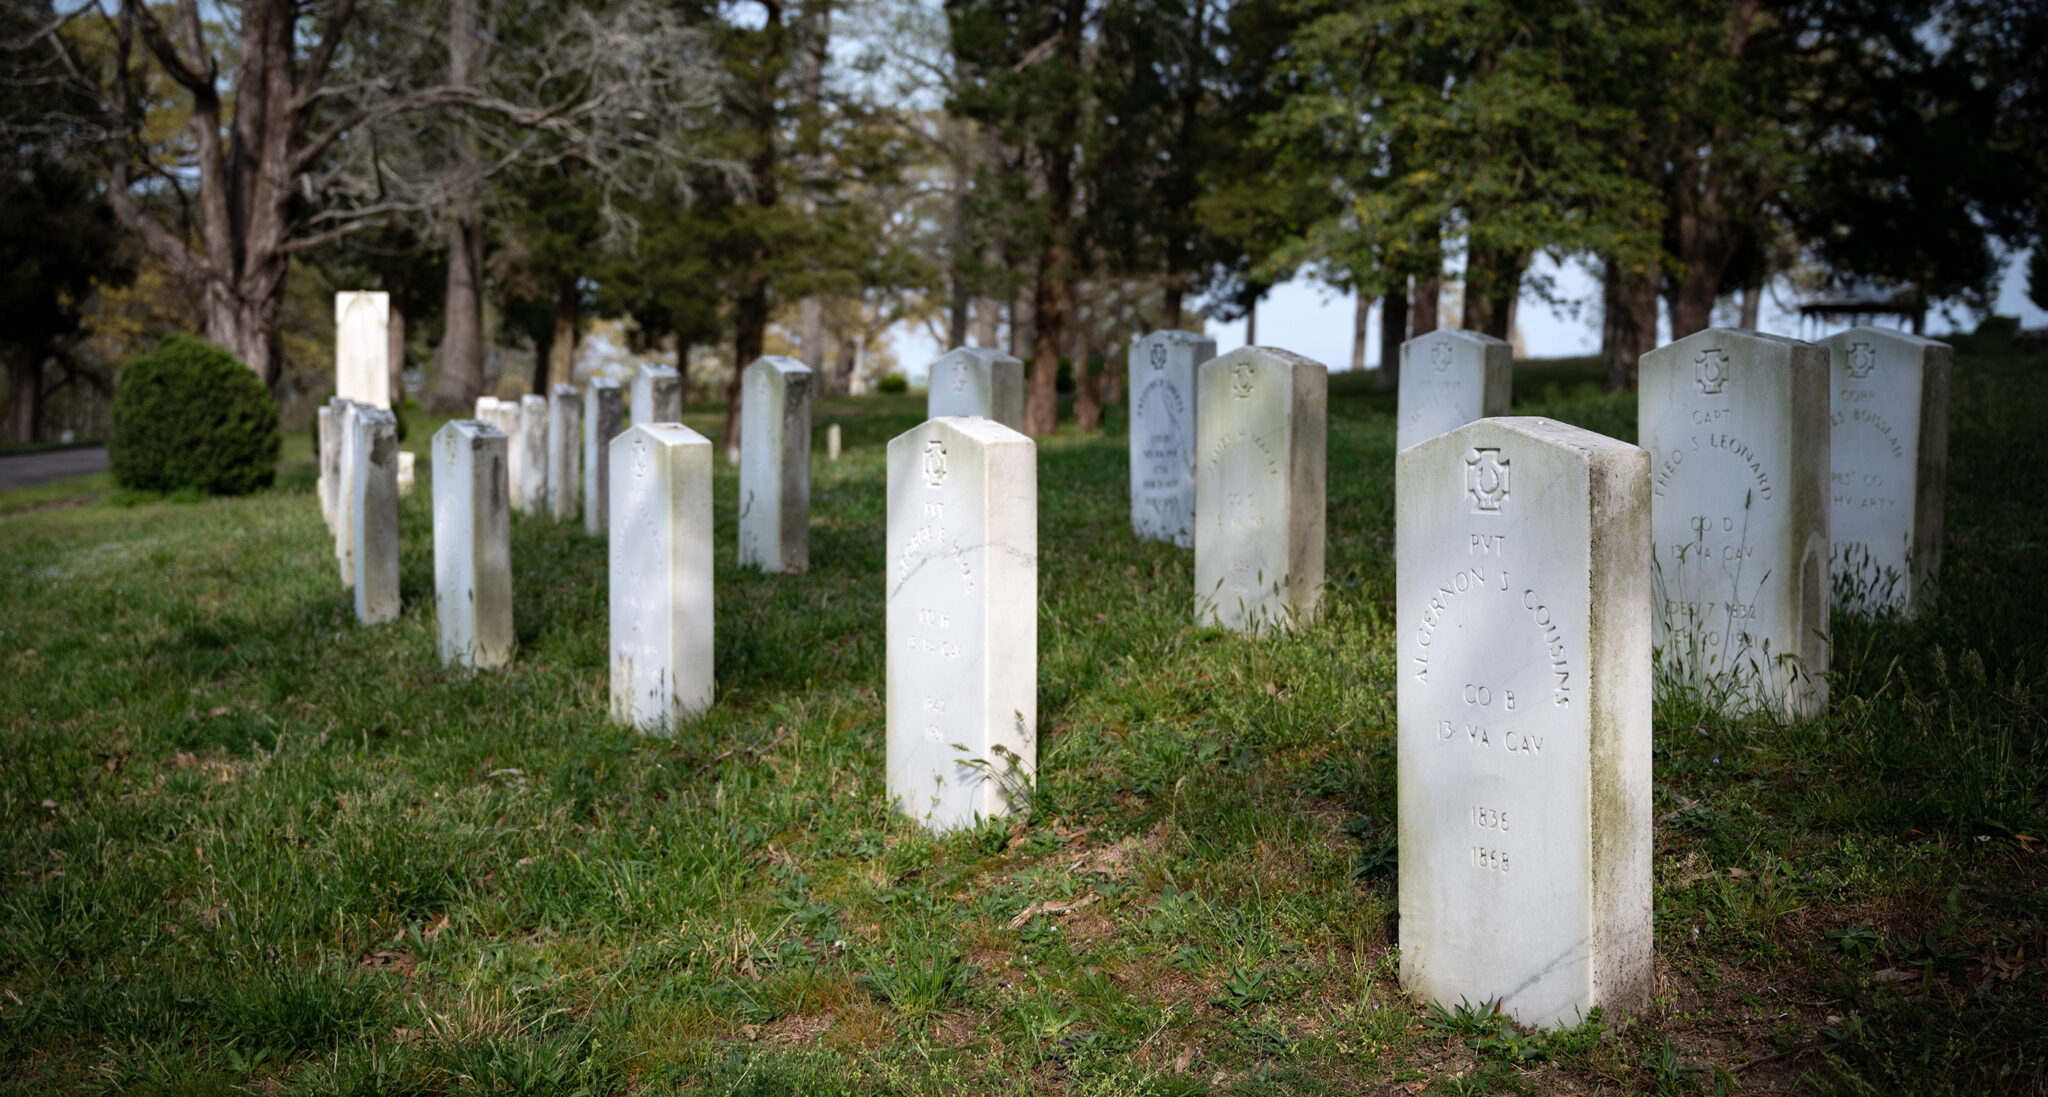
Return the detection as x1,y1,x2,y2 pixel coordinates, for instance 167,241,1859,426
0,446,110,491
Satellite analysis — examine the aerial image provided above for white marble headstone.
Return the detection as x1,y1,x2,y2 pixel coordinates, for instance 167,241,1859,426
397,451,415,498
1193,347,1327,633
1819,329,1950,617
1639,328,1830,715
517,395,549,515
886,416,1037,831
334,292,391,409
1130,330,1214,547
432,420,514,669
1397,416,1653,1029
351,408,401,624
1397,329,1512,451
609,424,715,730
739,356,814,573
926,347,1025,432
333,400,359,589
583,380,625,537
316,404,337,532
631,364,683,426
548,384,581,522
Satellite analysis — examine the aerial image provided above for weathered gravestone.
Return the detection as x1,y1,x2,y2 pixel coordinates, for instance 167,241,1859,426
632,364,682,426
583,379,625,536
334,292,391,409
474,395,500,421
1639,328,1830,715
517,395,549,515
316,403,338,531
1819,328,1951,617
351,408,401,624
886,416,1037,831
548,384,581,522
1129,330,1215,546
477,399,522,505
1397,329,1512,451
609,423,715,730
432,420,514,669
1396,416,1653,1029
826,423,842,462
926,347,1025,432
333,400,359,588
1193,347,1327,633
739,356,813,573
397,451,415,497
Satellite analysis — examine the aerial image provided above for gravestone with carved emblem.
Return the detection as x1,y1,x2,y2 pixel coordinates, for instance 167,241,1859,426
1193,347,1327,633
517,395,549,515
583,379,625,536
548,384,582,522
432,419,514,669
334,292,391,409
739,356,814,572
1396,416,1653,1029
1396,329,1512,451
631,363,683,427
885,416,1037,831
351,407,401,624
609,423,715,730
1639,328,1829,715
926,346,1025,432
1819,329,1950,617
1129,330,1215,546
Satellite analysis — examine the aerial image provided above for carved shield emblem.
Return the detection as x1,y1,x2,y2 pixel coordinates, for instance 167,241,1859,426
922,439,948,487
1694,349,1731,395
1150,342,1168,369
631,437,650,479
1230,361,1256,399
1845,341,1877,380
1429,341,1453,372
1466,448,1510,513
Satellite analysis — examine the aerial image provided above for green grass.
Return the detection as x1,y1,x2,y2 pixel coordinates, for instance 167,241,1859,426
1,357,2043,1095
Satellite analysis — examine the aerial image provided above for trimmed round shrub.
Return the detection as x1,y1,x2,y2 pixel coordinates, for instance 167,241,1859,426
876,373,909,394
110,333,281,495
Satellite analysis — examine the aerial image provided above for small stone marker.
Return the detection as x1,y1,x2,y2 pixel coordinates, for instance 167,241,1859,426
583,379,625,536
548,384,581,521
632,364,682,426
1129,330,1214,546
1819,328,1950,617
1397,329,1512,451
885,416,1037,831
739,356,813,572
1639,328,1830,715
827,423,841,462
516,395,549,515
333,400,359,589
926,346,1025,431
335,292,391,409
1193,347,1327,633
396,451,415,497
474,395,499,421
351,408,401,624
316,404,337,531
432,420,514,669
1396,416,1653,1029
609,423,715,730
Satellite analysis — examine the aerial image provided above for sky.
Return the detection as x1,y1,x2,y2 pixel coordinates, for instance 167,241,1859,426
889,250,2048,383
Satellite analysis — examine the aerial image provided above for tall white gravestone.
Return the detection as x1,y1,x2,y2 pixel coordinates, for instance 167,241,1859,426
334,292,391,409
1129,330,1215,547
548,384,581,521
926,347,1025,432
316,404,337,531
1819,329,1950,617
886,417,1037,831
517,394,549,515
583,379,625,536
1193,347,1327,633
739,356,814,573
1397,417,1653,1029
474,395,500,421
1639,328,1829,715
432,420,514,669
631,364,683,426
350,408,401,624
1397,329,1512,451
608,424,715,730
333,400,359,589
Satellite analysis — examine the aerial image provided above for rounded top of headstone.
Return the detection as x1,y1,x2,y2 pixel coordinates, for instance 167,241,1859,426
620,421,712,448
1202,344,1328,374
552,383,578,397
1407,327,1509,350
439,418,504,441
1137,329,1213,348
590,376,623,391
1815,326,1948,352
354,406,398,426
334,291,389,323
931,345,1022,371
473,396,501,412
521,394,548,410
890,414,1033,453
744,355,814,378
636,363,681,380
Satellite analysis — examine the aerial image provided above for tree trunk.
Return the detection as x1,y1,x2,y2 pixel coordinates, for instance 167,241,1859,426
1244,296,1258,345
6,350,40,444
387,301,406,406
1073,332,1101,432
1666,269,1718,340
1411,273,1440,336
429,0,486,411
723,0,786,459
1376,288,1406,391
1738,281,1760,329
548,276,578,388
796,0,829,365
974,293,1002,349
1607,263,1659,392
1350,290,1369,372
1026,257,1068,435
1009,286,1033,361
